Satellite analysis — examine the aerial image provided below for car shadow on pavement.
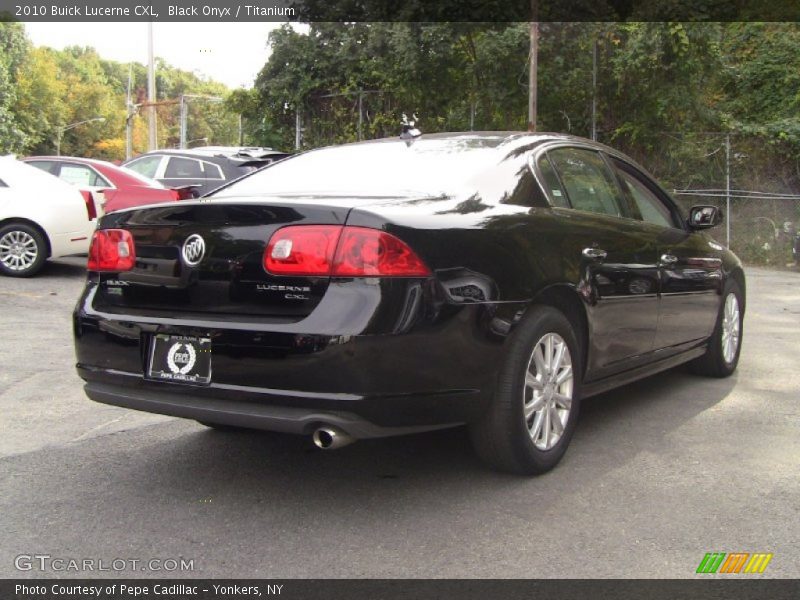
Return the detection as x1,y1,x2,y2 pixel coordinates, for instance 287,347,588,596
113,364,738,498
41,257,87,278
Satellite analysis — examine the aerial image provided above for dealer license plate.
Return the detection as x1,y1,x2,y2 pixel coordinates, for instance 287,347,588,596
147,334,211,385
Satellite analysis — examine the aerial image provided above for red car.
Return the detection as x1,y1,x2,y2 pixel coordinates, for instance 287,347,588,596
23,156,195,214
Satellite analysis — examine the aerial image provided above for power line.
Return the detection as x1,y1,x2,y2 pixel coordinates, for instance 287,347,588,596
674,190,800,201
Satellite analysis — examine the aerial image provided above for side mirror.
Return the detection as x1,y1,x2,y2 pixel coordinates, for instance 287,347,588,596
688,205,723,230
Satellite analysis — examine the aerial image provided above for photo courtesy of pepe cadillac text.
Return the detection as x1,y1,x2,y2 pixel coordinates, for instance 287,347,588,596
13,583,278,598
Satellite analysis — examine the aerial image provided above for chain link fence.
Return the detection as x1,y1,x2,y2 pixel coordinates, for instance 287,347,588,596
600,131,800,267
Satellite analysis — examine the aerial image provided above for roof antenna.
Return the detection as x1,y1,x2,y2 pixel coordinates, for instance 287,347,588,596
400,113,421,143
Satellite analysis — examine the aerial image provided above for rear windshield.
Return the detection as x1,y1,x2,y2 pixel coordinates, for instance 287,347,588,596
212,137,505,197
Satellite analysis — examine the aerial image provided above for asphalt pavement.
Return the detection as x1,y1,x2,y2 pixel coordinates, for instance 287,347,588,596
0,258,797,578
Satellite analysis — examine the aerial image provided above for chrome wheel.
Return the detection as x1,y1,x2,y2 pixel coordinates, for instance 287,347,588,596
721,292,741,364
523,332,574,451
0,229,39,272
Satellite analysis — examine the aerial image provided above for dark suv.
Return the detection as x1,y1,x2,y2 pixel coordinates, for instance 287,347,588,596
122,147,289,196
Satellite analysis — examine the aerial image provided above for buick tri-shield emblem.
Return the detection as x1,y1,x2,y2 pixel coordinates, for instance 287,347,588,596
182,234,206,266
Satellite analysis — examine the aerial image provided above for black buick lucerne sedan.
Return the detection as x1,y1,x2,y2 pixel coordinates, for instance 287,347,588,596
73,132,745,474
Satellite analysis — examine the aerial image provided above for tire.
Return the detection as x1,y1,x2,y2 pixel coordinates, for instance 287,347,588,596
197,421,251,432
688,280,744,378
469,305,583,475
0,223,47,277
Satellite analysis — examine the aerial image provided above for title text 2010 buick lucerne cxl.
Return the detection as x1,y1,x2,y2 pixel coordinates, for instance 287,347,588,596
73,132,745,474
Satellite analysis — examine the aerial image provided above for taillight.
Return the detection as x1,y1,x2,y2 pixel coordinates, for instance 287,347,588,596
80,190,97,220
264,225,340,276
170,186,199,200
332,227,430,276
87,229,136,272
263,225,430,277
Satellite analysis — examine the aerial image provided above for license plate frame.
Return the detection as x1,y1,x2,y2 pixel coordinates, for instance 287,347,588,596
147,334,211,385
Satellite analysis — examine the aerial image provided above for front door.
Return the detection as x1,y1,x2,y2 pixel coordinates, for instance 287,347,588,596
543,147,660,379
610,158,722,352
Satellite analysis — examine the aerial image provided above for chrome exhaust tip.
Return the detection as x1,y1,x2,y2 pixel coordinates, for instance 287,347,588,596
312,427,355,450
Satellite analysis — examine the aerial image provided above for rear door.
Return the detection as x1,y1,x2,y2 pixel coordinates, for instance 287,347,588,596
539,146,661,379
611,159,721,350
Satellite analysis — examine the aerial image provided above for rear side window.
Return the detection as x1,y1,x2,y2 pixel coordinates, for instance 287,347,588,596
0,178,6,187
202,161,224,180
536,154,569,208
26,160,58,175
165,157,204,179
127,155,162,179
548,148,625,217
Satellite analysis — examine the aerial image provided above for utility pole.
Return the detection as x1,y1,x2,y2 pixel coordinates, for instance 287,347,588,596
238,114,243,146
725,133,731,247
357,90,363,141
295,109,302,150
179,95,187,149
528,20,538,132
125,63,133,160
591,40,598,141
179,95,223,148
470,100,475,131
147,22,157,151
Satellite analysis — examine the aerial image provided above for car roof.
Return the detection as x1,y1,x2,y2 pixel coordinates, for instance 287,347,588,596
336,131,609,152
130,149,286,160
0,156,82,193
24,155,116,167
24,155,166,188
325,131,654,178
212,131,664,201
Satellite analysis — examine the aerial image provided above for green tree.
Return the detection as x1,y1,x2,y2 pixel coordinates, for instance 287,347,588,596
0,22,30,153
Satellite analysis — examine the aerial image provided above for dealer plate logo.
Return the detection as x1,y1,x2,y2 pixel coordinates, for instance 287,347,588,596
148,334,211,385
167,342,197,375
182,234,206,266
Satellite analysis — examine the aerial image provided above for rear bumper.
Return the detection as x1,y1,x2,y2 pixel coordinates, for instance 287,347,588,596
74,281,526,436
83,380,459,438
77,363,488,437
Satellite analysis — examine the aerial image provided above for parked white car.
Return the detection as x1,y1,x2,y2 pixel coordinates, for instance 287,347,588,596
0,156,96,277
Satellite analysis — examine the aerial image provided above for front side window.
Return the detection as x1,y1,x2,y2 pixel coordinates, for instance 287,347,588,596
614,162,677,228
127,155,163,179
548,148,625,217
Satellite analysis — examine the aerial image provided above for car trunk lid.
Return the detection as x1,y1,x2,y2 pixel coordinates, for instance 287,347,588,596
92,200,350,319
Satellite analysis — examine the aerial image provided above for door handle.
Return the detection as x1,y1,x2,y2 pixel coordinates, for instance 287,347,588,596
582,247,607,261
660,254,678,265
